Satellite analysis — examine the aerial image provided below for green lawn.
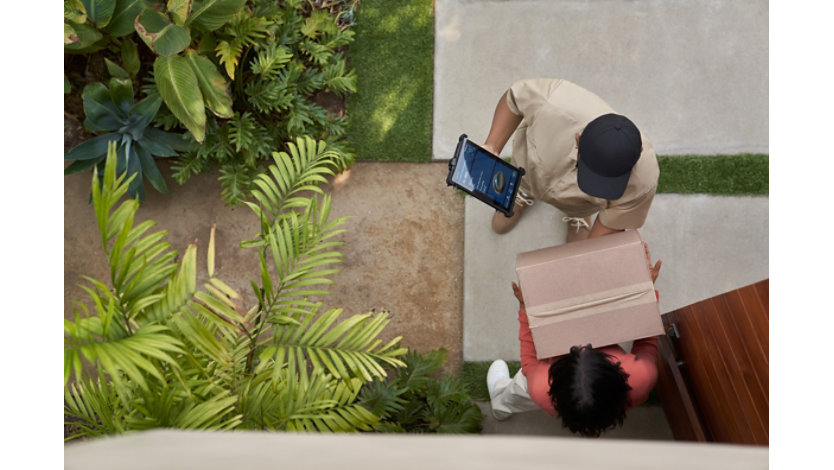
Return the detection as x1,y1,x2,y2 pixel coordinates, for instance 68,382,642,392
657,154,768,195
346,0,434,162
462,361,521,401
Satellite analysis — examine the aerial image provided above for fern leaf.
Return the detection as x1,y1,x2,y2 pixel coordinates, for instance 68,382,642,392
251,43,293,79
300,39,333,66
321,57,357,96
216,38,244,79
219,161,257,206
228,112,257,152
171,150,206,184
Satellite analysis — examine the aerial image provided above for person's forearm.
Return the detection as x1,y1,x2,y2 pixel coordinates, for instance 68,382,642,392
517,308,540,375
483,90,523,154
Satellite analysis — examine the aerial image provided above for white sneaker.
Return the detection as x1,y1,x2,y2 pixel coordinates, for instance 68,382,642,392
486,360,510,399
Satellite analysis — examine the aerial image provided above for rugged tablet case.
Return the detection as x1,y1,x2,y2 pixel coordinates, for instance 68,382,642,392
446,134,525,217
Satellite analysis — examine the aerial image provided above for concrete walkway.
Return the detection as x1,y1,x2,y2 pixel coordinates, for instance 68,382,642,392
433,0,768,436
433,0,768,160
432,0,769,356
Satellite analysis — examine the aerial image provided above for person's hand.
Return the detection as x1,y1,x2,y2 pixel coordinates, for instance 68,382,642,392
643,242,662,283
511,282,525,308
481,143,498,156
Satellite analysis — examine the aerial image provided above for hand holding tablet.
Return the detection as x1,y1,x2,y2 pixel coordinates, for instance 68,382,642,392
446,134,526,217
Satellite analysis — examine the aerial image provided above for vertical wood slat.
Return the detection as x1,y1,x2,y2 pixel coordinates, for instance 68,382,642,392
657,280,768,446
655,333,708,442
720,292,770,436
677,304,747,443
704,296,767,444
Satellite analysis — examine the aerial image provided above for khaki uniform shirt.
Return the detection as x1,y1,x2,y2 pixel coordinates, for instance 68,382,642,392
506,78,659,230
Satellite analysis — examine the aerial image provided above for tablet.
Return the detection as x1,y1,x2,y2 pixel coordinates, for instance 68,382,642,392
446,134,525,217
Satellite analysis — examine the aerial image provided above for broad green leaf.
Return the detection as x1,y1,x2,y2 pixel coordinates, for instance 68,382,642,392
126,145,145,200
135,8,191,56
144,128,192,152
81,0,115,27
104,58,131,80
65,0,87,23
168,0,192,26
107,0,150,37
197,32,216,55
65,133,120,163
154,55,206,142
82,82,122,131
136,135,176,157
65,23,79,45
135,145,169,193
130,92,163,128
65,156,103,175
121,38,141,76
184,50,232,118
108,77,134,113
64,22,104,53
187,0,245,32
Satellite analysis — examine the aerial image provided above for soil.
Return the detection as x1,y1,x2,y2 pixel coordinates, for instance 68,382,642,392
63,117,465,375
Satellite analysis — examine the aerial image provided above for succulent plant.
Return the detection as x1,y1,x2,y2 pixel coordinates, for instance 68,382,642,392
65,77,191,201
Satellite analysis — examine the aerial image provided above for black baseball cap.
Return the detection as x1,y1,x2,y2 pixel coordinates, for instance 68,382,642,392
577,113,642,200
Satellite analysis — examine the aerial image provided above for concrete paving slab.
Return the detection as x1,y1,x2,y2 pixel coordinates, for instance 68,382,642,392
476,401,674,441
463,194,768,361
64,429,769,470
433,0,768,160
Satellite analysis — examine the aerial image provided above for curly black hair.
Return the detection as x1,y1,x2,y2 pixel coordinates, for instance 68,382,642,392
547,344,631,437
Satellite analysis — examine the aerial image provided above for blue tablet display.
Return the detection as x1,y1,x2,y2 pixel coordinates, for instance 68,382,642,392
452,141,520,211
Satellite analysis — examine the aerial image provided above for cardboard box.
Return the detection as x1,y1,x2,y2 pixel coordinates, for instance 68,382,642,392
515,230,663,359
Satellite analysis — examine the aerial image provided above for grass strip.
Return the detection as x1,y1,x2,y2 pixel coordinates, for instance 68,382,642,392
346,0,434,162
657,154,768,195
462,361,521,401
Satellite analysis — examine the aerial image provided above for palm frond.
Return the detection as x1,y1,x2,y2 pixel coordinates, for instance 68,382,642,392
64,321,184,399
242,356,379,432
144,227,249,389
258,303,406,386
91,142,178,321
65,377,127,440
125,384,243,432
242,136,349,223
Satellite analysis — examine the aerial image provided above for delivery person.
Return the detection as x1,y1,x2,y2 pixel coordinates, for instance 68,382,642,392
486,243,662,436
479,78,659,242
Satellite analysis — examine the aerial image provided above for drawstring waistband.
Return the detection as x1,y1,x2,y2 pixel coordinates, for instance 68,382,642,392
562,216,590,232
515,192,534,207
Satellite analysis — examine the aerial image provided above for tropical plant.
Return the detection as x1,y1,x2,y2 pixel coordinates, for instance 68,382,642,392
170,0,359,205
136,0,246,143
63,0,148,54
64,0,244,142
64,0,146,93
64,77,190,201
64,137,406,440
65,1,360,206
359,348,484,434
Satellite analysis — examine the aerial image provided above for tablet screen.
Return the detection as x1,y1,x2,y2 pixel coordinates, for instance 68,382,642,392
452,142,520,211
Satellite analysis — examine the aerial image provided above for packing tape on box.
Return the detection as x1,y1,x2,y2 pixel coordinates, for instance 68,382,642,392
526,281,656,320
